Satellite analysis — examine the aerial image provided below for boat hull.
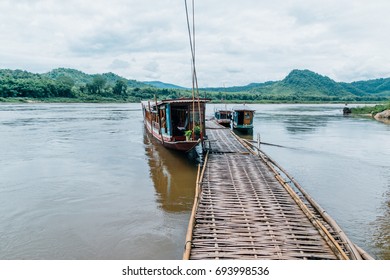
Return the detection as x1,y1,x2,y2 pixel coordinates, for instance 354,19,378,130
233,124,253,134
142,101,204,152
214,109,232,128
161,139,200,152
216,119,231,127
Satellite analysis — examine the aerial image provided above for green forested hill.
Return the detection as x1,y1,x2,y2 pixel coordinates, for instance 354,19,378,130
203,69,390,102
1,68,390,102
279,69,352,97
350,78,390,94
43,68,148,88
42,68,92,85
143,81,186,89
0,68,181,102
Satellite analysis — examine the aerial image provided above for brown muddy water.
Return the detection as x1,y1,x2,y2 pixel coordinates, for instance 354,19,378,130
0,103,389,259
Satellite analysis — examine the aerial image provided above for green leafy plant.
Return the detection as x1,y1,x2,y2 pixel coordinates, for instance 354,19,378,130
194,125,201,136
184,130,192,140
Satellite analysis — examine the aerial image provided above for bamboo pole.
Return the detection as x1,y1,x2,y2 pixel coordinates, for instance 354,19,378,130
354,244,375,260
148,101,153,132
156,106,165,145
183,151,209,260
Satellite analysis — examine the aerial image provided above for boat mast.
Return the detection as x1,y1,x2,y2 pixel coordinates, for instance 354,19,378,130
184,0,203,140
154,95,164,145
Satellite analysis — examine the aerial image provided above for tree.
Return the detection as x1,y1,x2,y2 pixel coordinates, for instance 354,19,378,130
113,79,127,96
56,75,75,88
87,75,107,95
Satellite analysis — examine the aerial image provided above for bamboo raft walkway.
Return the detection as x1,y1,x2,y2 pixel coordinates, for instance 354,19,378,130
183,120,373,260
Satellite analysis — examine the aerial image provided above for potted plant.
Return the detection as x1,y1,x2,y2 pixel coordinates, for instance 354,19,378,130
194,125,201,139
185,130,192,141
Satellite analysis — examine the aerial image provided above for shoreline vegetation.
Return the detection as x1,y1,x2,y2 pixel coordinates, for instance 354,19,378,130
350,102,390,124
0,96,383,105
350,103,390,115
1,68,390,105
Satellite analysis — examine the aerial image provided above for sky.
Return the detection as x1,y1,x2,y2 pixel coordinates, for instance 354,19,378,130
1,0,390,87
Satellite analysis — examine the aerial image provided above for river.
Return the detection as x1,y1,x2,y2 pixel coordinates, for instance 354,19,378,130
0,103,389,259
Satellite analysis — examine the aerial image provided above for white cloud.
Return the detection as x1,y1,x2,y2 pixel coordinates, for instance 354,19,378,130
109,59,130,70
1,0,390,87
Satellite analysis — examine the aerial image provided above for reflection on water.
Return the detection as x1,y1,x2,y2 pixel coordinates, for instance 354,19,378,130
253,104,341,135
373,187,390,259
233,129,253,141
283,115,329,134
143,130,197,213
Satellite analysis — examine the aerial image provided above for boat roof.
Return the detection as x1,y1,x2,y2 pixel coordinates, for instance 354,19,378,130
232,105,255,111
215,108,232,112
161,98,210,104
141,98,210,107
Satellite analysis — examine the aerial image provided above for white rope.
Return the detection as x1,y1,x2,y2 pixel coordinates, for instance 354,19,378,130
184,0,203,139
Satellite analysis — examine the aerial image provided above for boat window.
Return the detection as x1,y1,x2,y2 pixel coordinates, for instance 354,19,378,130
160,107,167,133
236,111,244,125
190,111,202,124
171,106,189,136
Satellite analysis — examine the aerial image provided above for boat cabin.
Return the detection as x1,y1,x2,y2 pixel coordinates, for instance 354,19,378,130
232,105,255,132
214,108,232,127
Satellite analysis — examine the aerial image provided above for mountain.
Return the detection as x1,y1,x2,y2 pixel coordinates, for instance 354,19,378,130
280,69,351,96
203,69,390,102
143,81,186,89
201,81,276,93
276,69,390,99
0,68,184,101
2,67,390,102
43,68,149,88
43,68,92,85
350,77,390,94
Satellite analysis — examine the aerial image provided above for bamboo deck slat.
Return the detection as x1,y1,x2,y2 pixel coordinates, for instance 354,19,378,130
205,127,248,154
205,120,226,129
184,120,367,260
189,153,338,259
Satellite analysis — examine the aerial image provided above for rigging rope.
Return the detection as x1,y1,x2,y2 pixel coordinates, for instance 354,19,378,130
184,0,203,139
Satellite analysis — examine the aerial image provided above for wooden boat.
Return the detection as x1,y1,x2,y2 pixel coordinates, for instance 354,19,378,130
232,105,255,132
214,108,232,127
142,98,209,152
142,1,210,152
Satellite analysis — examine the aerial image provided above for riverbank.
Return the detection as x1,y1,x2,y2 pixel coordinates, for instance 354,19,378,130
351,102,390,124
0,97,383,105
351,103,390,115
0,97,133,103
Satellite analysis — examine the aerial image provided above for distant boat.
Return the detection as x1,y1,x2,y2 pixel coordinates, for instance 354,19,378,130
232,105,255,132
142,98,210,152
214,107,232,127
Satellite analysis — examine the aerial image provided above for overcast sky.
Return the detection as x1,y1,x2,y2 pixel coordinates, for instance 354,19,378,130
1,0,390,87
